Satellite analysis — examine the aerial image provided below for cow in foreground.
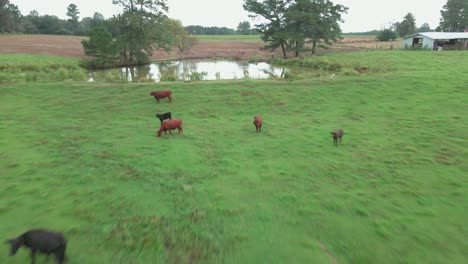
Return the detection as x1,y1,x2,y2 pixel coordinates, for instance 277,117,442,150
157,119,183,137
6,229,67,264
156,112,172,124
330,128,344,145
150,90,172,103
253,115,262,133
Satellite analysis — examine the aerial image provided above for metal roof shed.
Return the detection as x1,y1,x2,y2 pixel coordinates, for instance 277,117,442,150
402,32,468,50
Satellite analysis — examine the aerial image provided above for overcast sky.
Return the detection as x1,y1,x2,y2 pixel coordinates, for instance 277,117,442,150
12,0,447,32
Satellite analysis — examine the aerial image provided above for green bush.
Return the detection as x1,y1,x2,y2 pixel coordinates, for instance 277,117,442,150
159,71,178,82
189,71,208,81
377,29,398,41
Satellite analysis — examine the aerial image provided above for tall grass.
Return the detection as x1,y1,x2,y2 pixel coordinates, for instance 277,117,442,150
0,54,87,82
0,51,467,263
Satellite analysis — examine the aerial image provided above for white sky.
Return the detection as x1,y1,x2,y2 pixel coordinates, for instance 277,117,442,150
11,0,447,32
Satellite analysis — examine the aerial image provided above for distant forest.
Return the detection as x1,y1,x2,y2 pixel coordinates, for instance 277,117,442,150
0,1,256,36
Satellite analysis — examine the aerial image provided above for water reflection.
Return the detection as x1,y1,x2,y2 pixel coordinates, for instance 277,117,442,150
88,59,290,82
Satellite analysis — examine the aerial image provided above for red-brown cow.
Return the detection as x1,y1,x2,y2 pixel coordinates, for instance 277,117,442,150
330,128,344,145
157,119,183,137
253,115,262,133
150,90,172,103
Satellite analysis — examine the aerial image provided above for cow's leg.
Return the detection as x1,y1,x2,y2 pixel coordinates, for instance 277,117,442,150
30,250,36,264
168,96,172,103
156,97,160,103
168,130,172,135
55,246,66,264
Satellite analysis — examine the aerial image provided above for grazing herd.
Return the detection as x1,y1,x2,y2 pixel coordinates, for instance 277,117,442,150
150,89,344,145
5,87,345,263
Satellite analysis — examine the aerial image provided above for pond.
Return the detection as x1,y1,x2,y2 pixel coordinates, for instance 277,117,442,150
88,59,299,82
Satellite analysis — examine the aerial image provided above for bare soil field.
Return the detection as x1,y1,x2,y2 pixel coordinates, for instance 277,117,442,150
0,35,399,61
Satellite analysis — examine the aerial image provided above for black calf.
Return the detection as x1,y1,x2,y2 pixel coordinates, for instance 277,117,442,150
6,229,67,264
156,112,172,124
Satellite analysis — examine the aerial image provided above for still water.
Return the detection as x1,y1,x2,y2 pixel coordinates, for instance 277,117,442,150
89,59,292,82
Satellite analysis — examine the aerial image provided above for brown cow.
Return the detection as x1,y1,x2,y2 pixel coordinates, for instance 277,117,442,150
150,90,172,103
253,115,262,133
330,128,344,145
157,119,183,137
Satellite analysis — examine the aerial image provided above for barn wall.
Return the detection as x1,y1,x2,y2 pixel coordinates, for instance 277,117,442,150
402,37,414,48
422,37,434,49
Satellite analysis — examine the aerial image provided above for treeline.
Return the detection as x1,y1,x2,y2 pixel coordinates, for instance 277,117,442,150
185,25,237,35
0,1,104,35
185,24,258,35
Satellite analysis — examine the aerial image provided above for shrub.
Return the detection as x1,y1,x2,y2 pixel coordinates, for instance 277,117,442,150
159,71,178,82
377,29,398,41
189,71,207,81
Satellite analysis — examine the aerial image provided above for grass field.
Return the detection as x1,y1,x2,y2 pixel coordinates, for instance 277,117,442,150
1,51,467,263
196,35,262,42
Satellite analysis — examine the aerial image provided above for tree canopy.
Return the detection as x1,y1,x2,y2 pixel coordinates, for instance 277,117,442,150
395,13,417,37
243,0,347,58
439,0,468,32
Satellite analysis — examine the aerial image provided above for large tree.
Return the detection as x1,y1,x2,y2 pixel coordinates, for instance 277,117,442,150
81,27,119,67
286,0,347,56
162,18,198,52
0,0,24,33
439,0,468,32
243,0,293,58
237,21,252,35
417,23,432,33
243,0,347,58
395,13,417,37
66,3,80,34
111,0,170,64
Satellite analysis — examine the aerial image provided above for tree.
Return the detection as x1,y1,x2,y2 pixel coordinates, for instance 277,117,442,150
0,0,10,32
78,12,105,35
395,13,416,37
439,0,468,32
0,0,24,33
286,0,348,56
66,3,80,34
377,29,398,41
81,27,119,67
243,0,293,58
111,0,170,64
37,15,67,34
162,18,198,52
417,23,432,33
237,21,251,35
244,0,347,58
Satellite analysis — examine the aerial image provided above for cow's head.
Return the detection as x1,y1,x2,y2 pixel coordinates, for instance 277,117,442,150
5,238,23,256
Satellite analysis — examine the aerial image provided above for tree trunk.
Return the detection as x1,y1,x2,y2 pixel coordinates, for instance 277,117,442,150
281,43,287,59
311,40,317,55
295,41,300,57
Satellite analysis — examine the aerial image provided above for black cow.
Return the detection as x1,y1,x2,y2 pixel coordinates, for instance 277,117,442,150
6,229,67,264
156,112,172,124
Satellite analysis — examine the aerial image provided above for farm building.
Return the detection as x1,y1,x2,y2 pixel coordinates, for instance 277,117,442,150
402,32,468,50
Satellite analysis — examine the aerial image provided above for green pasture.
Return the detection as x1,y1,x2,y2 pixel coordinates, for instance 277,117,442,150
196,35,262,42
0,51,467,263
